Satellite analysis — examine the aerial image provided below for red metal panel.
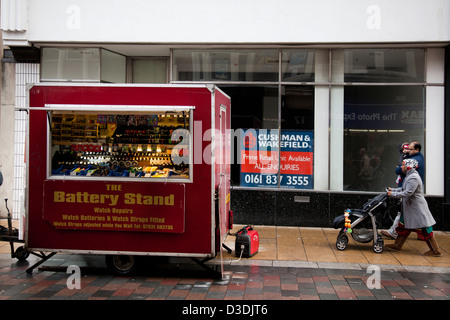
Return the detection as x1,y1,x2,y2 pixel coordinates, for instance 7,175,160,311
214,89,232,241
26,85,225,256
43,180,185,233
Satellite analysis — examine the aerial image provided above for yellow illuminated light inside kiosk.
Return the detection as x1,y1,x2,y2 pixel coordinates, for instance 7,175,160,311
49,109,191,180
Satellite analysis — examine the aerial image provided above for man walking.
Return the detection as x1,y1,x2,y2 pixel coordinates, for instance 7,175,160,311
407,141,424,181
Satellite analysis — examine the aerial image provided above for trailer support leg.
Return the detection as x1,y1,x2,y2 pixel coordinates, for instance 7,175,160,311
222,243,232,254
26,252,57,274
9,241,15,259
190,257,221,278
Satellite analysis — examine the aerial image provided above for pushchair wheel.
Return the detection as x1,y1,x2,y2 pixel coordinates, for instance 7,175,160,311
373,238,384,253
336,235,348,251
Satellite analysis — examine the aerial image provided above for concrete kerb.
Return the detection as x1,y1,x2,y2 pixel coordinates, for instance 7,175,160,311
209,258,450,274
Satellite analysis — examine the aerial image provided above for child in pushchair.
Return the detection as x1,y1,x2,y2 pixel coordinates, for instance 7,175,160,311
333,190,399,253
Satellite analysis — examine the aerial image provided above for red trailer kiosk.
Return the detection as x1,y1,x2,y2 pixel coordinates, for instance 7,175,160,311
23,84,232,276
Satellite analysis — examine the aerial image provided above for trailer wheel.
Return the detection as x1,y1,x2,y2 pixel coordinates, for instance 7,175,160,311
105,255,137,275
14,246,30,261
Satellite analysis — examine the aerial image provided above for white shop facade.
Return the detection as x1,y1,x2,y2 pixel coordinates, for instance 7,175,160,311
1,0,449,229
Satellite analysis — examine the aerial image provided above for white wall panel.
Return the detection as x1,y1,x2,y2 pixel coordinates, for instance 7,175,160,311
425,86,445,196
21,0,449,45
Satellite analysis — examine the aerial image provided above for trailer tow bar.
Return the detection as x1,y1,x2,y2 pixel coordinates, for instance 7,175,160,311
26,252,57,274
222,243,232,254
190,257,221,278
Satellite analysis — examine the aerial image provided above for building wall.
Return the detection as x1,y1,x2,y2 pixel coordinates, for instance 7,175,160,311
13,64,39,220
1,0,449,228
0,59,40,219
0,56,15,218
231,189,446,229
17,0,450,44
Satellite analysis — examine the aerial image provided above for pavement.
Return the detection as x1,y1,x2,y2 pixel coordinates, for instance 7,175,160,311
0,221,449,305
221,224,450,272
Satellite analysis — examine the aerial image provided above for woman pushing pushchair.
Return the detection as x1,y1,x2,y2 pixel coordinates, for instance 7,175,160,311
386,158,442,256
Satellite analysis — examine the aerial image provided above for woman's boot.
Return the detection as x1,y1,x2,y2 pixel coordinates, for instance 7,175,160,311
424,237,442,257
385,234,408,251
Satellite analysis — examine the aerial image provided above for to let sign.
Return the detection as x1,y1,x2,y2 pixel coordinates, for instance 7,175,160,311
240,129,313,189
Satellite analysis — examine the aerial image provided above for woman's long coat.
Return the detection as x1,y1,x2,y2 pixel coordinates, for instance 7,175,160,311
390,168,436,229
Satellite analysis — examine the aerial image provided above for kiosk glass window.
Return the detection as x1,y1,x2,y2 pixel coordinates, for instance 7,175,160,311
49,108,191,181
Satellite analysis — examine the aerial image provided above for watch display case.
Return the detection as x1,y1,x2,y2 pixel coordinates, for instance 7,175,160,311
50,111,190,180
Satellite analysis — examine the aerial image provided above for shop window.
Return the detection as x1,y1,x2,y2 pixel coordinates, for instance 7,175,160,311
344,49,425,83
281,50,315,82
281,86,314,130
172,50,279,82
49,108,191,181
100,50,127,83
41,48,100,81
132,58,168,83
219,85,278,186
41,48,126,83
343,86,424,192
221,86,278,130
168,48,429,193
221,85,314,190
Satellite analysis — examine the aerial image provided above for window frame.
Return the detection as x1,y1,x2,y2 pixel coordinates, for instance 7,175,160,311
40,47,127,83
46,104,194,184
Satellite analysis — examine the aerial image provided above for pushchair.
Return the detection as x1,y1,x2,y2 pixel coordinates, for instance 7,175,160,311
332,190,399,253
